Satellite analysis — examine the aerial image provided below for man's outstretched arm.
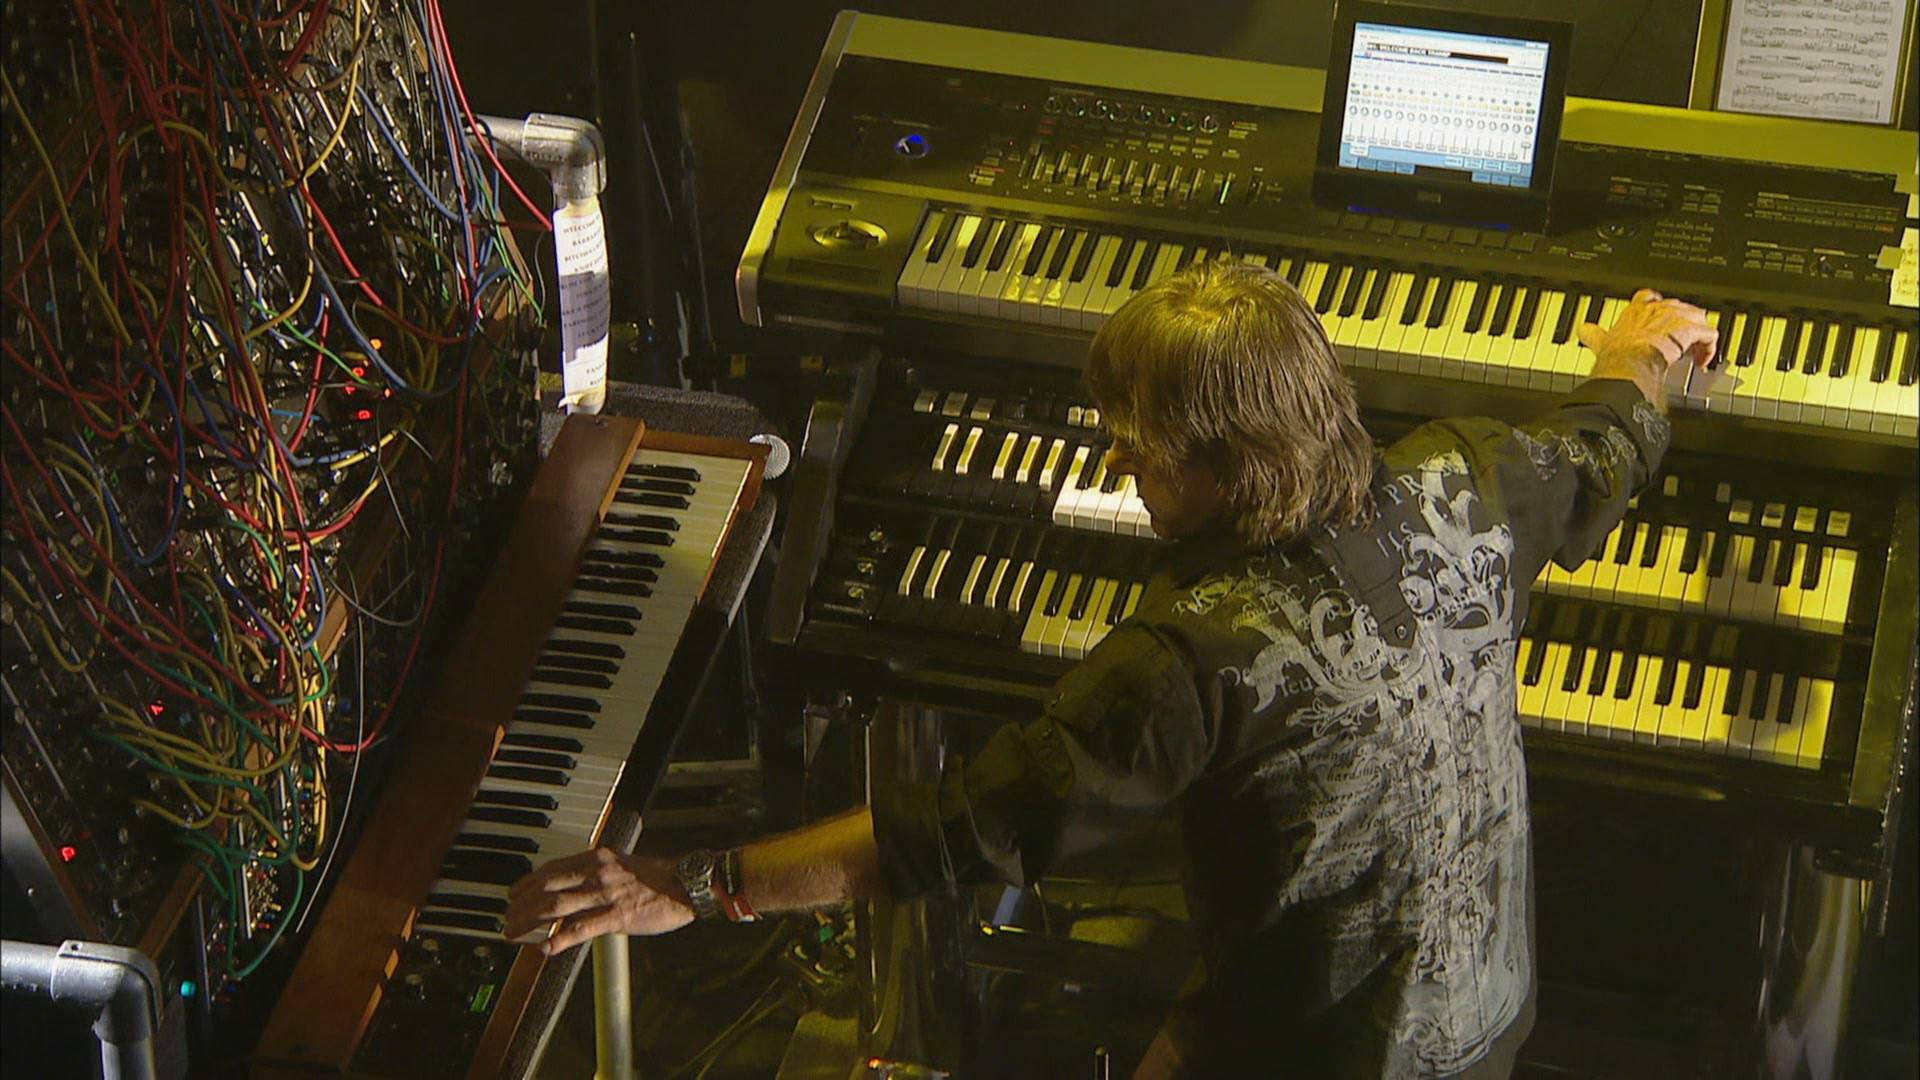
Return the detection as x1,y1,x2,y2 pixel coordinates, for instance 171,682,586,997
502,808,883,954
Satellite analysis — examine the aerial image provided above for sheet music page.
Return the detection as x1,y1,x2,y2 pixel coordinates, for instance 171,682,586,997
1717,0,1909,124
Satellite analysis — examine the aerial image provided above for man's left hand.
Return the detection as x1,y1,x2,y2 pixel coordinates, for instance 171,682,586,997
502,847,694,954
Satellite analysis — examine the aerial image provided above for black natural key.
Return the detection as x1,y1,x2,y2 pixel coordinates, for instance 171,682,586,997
554,614,635,636
494,748,577,770
1679,528,1704,574
1024,225,1057,276
1362,269,1392,319
544,638,627,659
1551,292,1578,343
440,849,536,887
467,805,551,829
1513,288,1541,340
472,789,559,811
1682,661,1707,710
427,892,510,915
1870,326,1896,382
926,212,959,263
1424,278,1455,329
528,668,612,690
535,653,619,675
630,463,701,482
1130,241,1160,289
1773,542,1799,587
1900,330,1918,386
1106,239,1138,288
1337,267,1367,317
501,732,584,753
1400,275,1428,325
1463,282,1492,334
985,219,1018,272
415,911,505,933
1315,266,1345,314
511,708,595,730
1706,530,1732,578
457,831,542,854
1776,319,1803,372
1803,323,1829,374
575,578,652,599
1745,539,1771,584
1069,232,1100,281
605,512,679,531
1488,284,1517,337
582,550,664,570
962,218,999,269
1654,655,1678,707
521,692,600,713
1047,229,1079,279
487,764,570,787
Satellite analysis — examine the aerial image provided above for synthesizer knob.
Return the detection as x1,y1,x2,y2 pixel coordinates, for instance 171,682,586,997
1067,96,1088,117
1134,104,1154,124
1092,99,1111,119
401,973,427,1000
1043,94,1062,114
1179,112,1197,132
1199,114,1220,133
1156,108,1176,127
420,938,443,964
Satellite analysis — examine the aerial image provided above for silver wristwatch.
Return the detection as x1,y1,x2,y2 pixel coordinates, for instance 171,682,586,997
676,849,719,920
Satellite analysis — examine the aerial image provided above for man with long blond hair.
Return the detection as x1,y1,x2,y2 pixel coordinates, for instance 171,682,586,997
506,262,1715,1078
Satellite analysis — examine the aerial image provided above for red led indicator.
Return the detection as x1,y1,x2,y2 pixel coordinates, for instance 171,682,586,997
59,845,77,863
351,366,367,378
354,408,373,422
147,701,165,717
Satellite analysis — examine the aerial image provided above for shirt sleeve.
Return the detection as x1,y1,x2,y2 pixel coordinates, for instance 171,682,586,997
1409,378,1671,589
870,623,1214,898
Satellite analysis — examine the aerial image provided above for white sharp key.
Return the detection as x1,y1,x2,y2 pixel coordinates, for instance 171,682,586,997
990,431,1020,481
953,426,984,477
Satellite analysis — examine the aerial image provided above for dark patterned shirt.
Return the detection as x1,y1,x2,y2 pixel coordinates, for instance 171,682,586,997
872,379,1671,1077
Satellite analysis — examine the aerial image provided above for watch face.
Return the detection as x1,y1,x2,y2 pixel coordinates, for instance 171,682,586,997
678,849,714,880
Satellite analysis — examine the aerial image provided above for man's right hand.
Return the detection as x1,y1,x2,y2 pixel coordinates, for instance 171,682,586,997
503,847,695,955
1577,288,1718,409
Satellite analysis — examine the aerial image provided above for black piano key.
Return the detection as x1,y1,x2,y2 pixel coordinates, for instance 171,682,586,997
925,211,959,264
1654,656,1678,707
1612,652,1638,700
1130,241,1160,289
534,653,619,675
621,477,696,496
1721,668,1745,716
439,850,537,887
1513,287,1541,340
1711,310,1732,367
986,220,1020,273
487,764,570,787
1400,275,1428,325
494,748,578,770
428,892,511,915
1362,268,1392,320
1613,521,1640,564
1585,649,1613,697
1314,265,1345,314
1023,225,1057,276
961,218,998,269
604,512,680,532
1487,284,1518,337
1829,324,1854,377
612,495,689,514
1285,256,1307,288
1069,232,1100,281
1551,292,1578,343
1639,524,1663,568
1682,661,1707,710
1582,294,1606,328
512,708,596,728
1706,530,1733,578
578,560,660,583
1562,646,1588,693
467,805,552,828
544,638,627,659
520,691,600,713
574,578,652,598
472,789,559,811
1337,266,1368,317
1776,319,1803,372
1773,542,1800,587
1462,281,1492,334
415,911,506,933
1736,315,1761,367
1424,278,1455,329
501,732,585,753
1746,673,1771,721
1801,543,1824,590
630,463,700,482
1046,229,1079,279
1106,238,1138,288
528,668,613,690
562,600,644,620
1066,574,1098,621
457,831,542,854
582,550,664,569
1777,672,1802,725
1869,326,1896,382
553,614,635,636
1679,528,1704,574
1745,539,1771,584
1100,465,1123,493
1042,570,1072,618
1521,635,1548,685
1803,323,1829,374
1900,331,1918,386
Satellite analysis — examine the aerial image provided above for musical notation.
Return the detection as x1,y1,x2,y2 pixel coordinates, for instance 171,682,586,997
1718,0,1908,124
